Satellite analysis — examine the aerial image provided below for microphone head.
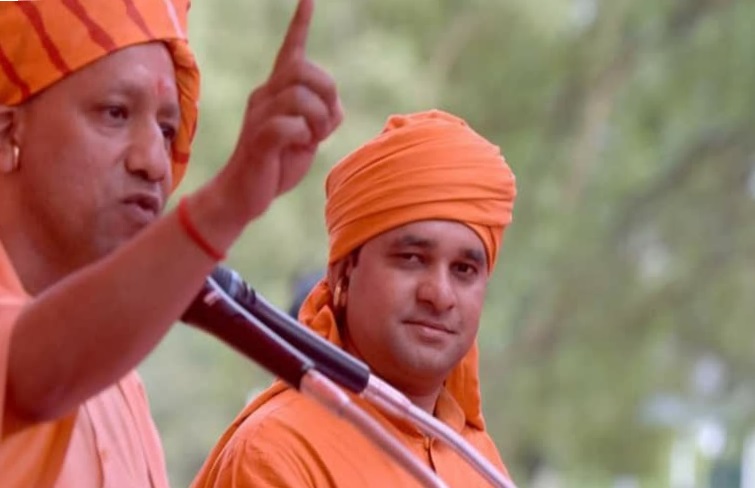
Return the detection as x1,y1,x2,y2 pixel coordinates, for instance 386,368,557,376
182,266,372,394
211,266,256,306
210,265,237,292
182,266,254,326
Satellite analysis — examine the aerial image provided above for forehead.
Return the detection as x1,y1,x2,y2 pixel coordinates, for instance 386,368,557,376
369,220,486,254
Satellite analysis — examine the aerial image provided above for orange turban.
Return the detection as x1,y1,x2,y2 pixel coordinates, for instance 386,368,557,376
0,0,199,189
326,109,516,272
299,110,516,430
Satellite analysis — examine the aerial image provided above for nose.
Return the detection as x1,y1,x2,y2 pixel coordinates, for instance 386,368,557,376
125,121,171,186
416,267,456,313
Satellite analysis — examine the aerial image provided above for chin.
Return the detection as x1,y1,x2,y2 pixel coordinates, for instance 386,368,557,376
91,233,132,260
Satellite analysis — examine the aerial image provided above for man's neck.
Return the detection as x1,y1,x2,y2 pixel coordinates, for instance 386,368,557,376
403,388,441,415
342,338,443,415
0,222,72,295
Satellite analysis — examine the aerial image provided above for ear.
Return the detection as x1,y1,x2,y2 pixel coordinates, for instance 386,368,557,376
0,105,19,174
326,251,358,290
326,261,346,291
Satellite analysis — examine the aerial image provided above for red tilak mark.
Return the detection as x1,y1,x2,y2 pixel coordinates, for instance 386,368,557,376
156,78,170,97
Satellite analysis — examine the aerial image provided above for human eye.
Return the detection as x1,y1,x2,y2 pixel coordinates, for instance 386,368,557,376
399,252,420,261
453,261,479,279
104,104,128,120
392,251,423,267
95,102,129,126
159,123,177,143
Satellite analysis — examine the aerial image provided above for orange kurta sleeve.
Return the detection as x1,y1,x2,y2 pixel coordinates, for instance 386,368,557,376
193,388,401,488
0,244,77,488
196,427,318,488
0,244,170,488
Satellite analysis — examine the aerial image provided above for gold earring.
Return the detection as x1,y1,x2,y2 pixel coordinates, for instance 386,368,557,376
11,144,19,171
333,279,347,309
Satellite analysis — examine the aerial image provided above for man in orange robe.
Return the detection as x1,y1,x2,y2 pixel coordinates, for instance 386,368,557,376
0,1,342,487
193,109,517,487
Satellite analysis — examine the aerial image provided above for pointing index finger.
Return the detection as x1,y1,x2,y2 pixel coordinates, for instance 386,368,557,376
273,0,314,71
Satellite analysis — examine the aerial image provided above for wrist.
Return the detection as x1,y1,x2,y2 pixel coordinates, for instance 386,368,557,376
179,182,245,259
213,162,275,222
177,197,226,261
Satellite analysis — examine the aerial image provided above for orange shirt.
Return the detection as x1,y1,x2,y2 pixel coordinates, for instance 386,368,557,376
0,242,169,488
192,380,509,488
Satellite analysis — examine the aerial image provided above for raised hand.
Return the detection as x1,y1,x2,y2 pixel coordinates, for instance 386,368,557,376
224,0,343,218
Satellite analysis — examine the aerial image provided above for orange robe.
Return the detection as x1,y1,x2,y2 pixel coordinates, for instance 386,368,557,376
192,280,512,488
192,382,507,488
0,243,170,488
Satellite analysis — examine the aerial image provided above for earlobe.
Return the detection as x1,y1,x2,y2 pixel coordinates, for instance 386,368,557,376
333,278,347,310
0,144,20,174
332,267,350,310
0,105,20,174
328,257,354,311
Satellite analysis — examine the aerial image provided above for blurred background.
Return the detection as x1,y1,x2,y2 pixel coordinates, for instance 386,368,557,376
139,0,755,486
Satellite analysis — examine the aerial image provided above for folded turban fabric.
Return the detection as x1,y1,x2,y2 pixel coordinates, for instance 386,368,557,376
325,109,516,273
0,0,199,189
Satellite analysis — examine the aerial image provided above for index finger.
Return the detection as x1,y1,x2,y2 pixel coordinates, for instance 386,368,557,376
272,0,314,71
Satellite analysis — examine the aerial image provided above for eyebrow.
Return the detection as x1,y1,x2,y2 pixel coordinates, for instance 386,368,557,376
388,234,487,267
389,234,435,251
462,248,487,268
108,79,180,120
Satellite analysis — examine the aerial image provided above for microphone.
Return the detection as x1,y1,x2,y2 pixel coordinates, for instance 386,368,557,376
181,276,314,389
208,266,371,394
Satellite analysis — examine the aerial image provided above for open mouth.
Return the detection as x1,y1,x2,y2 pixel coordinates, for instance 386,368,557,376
122,193,160,220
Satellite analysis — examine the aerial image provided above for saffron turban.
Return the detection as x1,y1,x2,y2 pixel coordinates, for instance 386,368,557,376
325,109,516,273
0,0,199,188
